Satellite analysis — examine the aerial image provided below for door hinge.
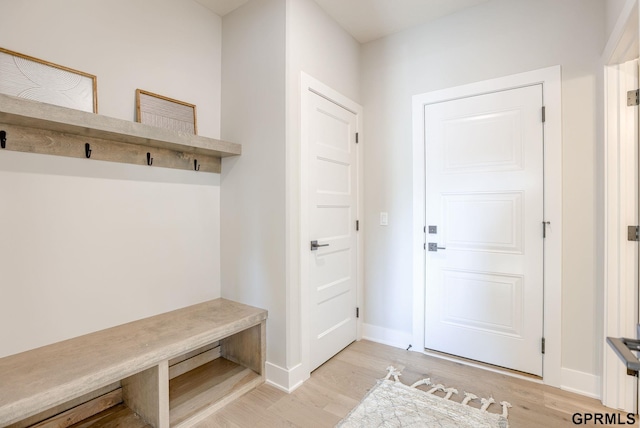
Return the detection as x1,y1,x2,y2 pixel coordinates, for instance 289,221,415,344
356,220,360,231
541,337,546,354
355,132,359,143
541,106,546,122
356,307,360,318
628,226,639,241
542,221,550,238
628,89,640,106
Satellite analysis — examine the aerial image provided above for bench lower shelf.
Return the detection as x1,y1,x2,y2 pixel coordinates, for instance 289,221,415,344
69,404,152,428
63,357,261,428
170,357,262,427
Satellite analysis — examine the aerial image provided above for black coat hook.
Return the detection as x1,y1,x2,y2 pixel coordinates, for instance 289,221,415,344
85,143,92,158
147,152,153,166
0,131,6,149
194,159,200,171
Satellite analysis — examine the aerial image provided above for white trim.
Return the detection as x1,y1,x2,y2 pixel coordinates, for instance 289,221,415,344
603,60,638,413
265,361,306,393
412,65,563,388
362,324,413,351
562,368,602,400
299,72,364,380
412,91,427,353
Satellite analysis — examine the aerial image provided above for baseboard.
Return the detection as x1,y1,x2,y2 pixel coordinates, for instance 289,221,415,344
561,367,601,399
362,323,413,351
265,361,308,393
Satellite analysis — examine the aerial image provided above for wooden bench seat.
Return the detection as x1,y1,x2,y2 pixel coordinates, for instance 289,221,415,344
0,298,267,428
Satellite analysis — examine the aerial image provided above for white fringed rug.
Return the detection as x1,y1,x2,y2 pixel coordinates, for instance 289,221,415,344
337,366,510,428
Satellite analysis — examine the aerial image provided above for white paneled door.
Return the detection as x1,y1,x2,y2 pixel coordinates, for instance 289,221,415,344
308,91,358,371
424,85,544,376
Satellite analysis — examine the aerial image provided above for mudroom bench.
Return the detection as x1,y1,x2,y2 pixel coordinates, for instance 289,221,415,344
0,298,267,428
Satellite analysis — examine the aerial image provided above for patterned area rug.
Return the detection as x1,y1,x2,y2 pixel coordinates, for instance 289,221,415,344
337,366,510,428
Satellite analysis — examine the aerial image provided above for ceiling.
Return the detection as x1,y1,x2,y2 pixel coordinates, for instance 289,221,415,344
195,0,250,17
195,0,491,43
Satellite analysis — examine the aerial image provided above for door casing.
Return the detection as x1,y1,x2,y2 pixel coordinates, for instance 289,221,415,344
412,66,562,387
602,0,639,412
603,60,639,412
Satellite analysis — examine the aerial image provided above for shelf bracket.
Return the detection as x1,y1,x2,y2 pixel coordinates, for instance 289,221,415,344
85,143,92,159
0,130,6,149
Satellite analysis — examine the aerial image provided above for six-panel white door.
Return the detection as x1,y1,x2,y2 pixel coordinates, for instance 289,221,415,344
424,84,545,376
308,91,358,371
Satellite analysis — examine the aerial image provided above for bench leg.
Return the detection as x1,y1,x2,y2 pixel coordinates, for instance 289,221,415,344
122,361,169,427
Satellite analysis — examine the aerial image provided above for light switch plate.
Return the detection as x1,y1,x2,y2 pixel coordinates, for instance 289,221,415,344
380,212,388,226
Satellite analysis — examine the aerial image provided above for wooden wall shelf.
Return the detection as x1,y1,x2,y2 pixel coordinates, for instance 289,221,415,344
0,93,241,173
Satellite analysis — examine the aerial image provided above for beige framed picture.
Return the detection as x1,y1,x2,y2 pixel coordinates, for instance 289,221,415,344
135,89,197,135
0,47,97,113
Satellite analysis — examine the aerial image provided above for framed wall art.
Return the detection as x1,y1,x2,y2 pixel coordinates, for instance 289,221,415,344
0,47,97,113
136,89,197,135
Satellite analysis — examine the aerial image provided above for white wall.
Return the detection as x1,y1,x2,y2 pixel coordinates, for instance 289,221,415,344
287,0,360,103
220,0,359,389
285,0,360,386
1,0,221,137
0,0,223,358
606,0,632,39
220,0,287,369
361,0,605,381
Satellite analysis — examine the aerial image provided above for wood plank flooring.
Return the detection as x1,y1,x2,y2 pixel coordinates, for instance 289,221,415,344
195,340,633,427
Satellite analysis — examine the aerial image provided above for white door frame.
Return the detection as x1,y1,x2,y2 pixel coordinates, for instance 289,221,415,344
300,72,364,378
603,59,639,414
602,0,639,411
412,66,563,388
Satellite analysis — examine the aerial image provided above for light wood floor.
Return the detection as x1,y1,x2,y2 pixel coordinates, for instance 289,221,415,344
195,340,633,427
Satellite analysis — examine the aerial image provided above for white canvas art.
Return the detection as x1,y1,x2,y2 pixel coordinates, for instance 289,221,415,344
0,49,96,113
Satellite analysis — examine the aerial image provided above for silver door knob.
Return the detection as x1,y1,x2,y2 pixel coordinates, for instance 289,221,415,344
310,240,330,251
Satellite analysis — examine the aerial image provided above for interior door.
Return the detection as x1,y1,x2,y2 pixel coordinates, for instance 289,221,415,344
424,84,544,376
308,91,358,371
